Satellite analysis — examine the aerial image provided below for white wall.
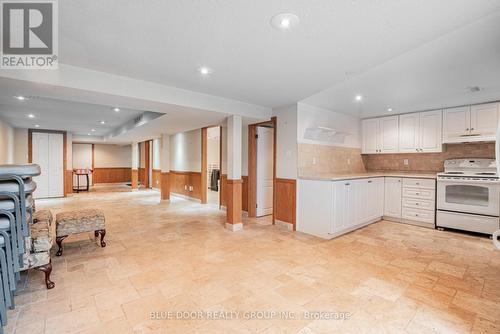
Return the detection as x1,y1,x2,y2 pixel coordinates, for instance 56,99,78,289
152,138,161,170
297,103,361,148
170,129,201,172
241,124,248,176
273,104,298,179
94,144,132,167
0,117,14,164
14,128,28,164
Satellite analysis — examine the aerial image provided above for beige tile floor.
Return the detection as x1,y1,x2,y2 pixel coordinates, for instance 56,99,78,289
5,185,500,334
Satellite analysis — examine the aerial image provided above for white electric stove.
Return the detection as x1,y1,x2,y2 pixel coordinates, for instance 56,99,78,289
437,158,500,235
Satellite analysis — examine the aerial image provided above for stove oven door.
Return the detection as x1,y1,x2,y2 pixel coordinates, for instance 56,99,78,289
437,178,500,216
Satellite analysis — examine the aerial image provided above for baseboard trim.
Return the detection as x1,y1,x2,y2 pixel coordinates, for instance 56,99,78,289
225,223,243,232
275,219,293,231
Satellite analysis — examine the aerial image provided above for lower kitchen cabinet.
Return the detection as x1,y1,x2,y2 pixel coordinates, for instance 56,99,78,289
297,178,384,239
384,177,402,219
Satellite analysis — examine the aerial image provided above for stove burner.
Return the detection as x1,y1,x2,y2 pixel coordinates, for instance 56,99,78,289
476,172,496,175
444,172,464,174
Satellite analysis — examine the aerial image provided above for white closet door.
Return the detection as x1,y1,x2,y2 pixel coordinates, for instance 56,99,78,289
256,127,274,217
32,133,49,199
48,133,64,197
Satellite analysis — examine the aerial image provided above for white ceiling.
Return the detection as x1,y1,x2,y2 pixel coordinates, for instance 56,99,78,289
303,10,500,118
0,78,257,143
1,1,500,141
59,0,500,108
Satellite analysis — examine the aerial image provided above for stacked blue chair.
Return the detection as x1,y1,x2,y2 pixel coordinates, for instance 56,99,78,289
0,164,43,329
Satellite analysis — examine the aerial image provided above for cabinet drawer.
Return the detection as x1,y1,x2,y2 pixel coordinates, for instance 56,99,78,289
402,187,435,200
402,198,435,211
402,207,435,224
402,178,435,189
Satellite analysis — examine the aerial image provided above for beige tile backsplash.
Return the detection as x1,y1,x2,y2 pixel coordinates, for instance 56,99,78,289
298,142,495,176
298,143,366,176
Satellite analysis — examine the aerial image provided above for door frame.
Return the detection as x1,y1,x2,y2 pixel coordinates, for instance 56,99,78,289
248,117,277,222
28,128,67,196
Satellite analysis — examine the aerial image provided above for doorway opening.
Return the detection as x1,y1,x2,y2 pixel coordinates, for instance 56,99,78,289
248,117,276,220
138,140,152,188
204,126,221,206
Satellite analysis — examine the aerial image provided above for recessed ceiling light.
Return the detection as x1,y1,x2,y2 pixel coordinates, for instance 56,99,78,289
355,95,363,102
28,114,35,118
271,13,300,31
14,95,27,101
198,66,213,76
387,108,393,112
91,129,96,132
87,133,91,136
112,107,120,112
100,120,106,124
34,124,40,128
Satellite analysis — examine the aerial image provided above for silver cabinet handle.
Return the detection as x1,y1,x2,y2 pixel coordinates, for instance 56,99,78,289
345,183,350,186
471,128,474,131
466,128,469,131
416,203,419,206
368,180,372,183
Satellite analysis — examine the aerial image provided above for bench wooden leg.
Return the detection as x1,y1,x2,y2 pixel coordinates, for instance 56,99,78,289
35,262,55,289
95,229,106,247
56,236,67,256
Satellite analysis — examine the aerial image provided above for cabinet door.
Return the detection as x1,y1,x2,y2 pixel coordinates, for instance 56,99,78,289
362,119,379,154
384,177,402,218
358,178,382,223
379,116,399,153
332,180,357,233
470,103,498,138
398,113,420,153
296,180,333,238
443,106,470,142
419,110,443,152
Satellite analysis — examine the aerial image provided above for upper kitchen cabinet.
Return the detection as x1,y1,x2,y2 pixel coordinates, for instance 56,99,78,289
443,103,498,143
362,116,399,154
399,110,442,153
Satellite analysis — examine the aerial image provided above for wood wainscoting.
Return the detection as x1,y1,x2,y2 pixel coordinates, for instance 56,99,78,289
220,174,248,211
160,172,170,200
64,170,73,195
93,167,132,184
275,178,296,229
170,170,202,200
152,169,161,189
131,169,139,189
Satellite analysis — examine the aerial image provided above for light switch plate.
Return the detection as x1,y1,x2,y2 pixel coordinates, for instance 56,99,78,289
403,159,409,166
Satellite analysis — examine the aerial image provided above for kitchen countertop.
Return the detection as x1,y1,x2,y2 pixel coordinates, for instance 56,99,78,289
299,171,438,181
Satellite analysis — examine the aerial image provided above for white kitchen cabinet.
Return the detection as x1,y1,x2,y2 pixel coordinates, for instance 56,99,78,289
296,179,333,238
401,178,436,228
362,116,398,154
379,116,399,153
362,118,379,154
331,180,358,233
358,178,384,223
399,110,442,153
419,110,443,152
470,103,498,138
384,177,402,219
398,113,420,153
443,103,498,143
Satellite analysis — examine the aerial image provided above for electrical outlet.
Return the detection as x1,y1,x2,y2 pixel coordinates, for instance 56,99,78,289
403,159,409,166
189,185,193,191
184,185,188,190
312,157,317,165
347,158,351,165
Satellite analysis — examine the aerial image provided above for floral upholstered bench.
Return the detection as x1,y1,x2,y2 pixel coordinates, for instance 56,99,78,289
22,209,55,289
55,209,106,256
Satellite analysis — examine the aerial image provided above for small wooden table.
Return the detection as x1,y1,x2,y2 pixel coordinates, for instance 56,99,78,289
73,169,92,193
